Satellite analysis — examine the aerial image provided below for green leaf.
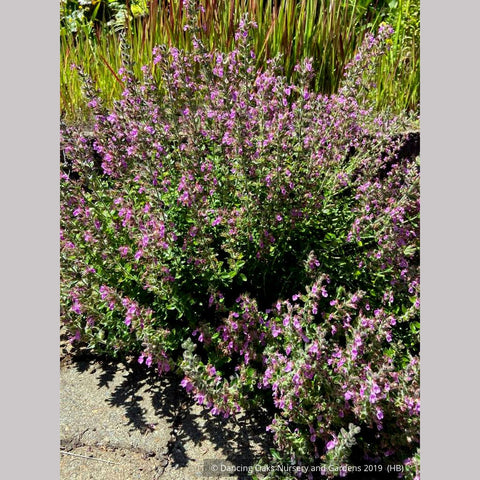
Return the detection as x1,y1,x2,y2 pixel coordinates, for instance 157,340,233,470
404,245,417,256
270,448,283,461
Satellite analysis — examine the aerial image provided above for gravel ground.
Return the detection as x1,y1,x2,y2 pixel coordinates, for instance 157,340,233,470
60,338,273,480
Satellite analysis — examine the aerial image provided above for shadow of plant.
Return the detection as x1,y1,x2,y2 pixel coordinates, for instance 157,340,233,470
68,354,273,473
62,340,403,479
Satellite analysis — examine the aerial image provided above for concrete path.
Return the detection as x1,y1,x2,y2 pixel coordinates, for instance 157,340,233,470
60,343,273,480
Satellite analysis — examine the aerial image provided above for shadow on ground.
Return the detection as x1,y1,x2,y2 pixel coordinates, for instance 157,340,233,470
64,348,272,475
60,339,404,480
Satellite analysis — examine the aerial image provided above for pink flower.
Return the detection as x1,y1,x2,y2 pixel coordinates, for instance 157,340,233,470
71,301,82,314
180,378,194,393
69,330,81,344
271,325,281,337
206,365,217,376
195,392,205,405
326,439,337,451
83,231,94,243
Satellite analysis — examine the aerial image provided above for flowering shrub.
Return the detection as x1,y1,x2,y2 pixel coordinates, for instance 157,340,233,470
61,16,419,480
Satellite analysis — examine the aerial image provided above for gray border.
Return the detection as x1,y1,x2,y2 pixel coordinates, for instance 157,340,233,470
421,1,480,479
1,1,59,478
2,1,478,479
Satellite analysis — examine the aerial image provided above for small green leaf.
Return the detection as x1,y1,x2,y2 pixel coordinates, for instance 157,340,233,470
410,321,420,334
270,449,282,461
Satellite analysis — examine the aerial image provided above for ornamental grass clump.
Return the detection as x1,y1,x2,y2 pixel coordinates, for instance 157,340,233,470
61,16,419,479
60,0,420,121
